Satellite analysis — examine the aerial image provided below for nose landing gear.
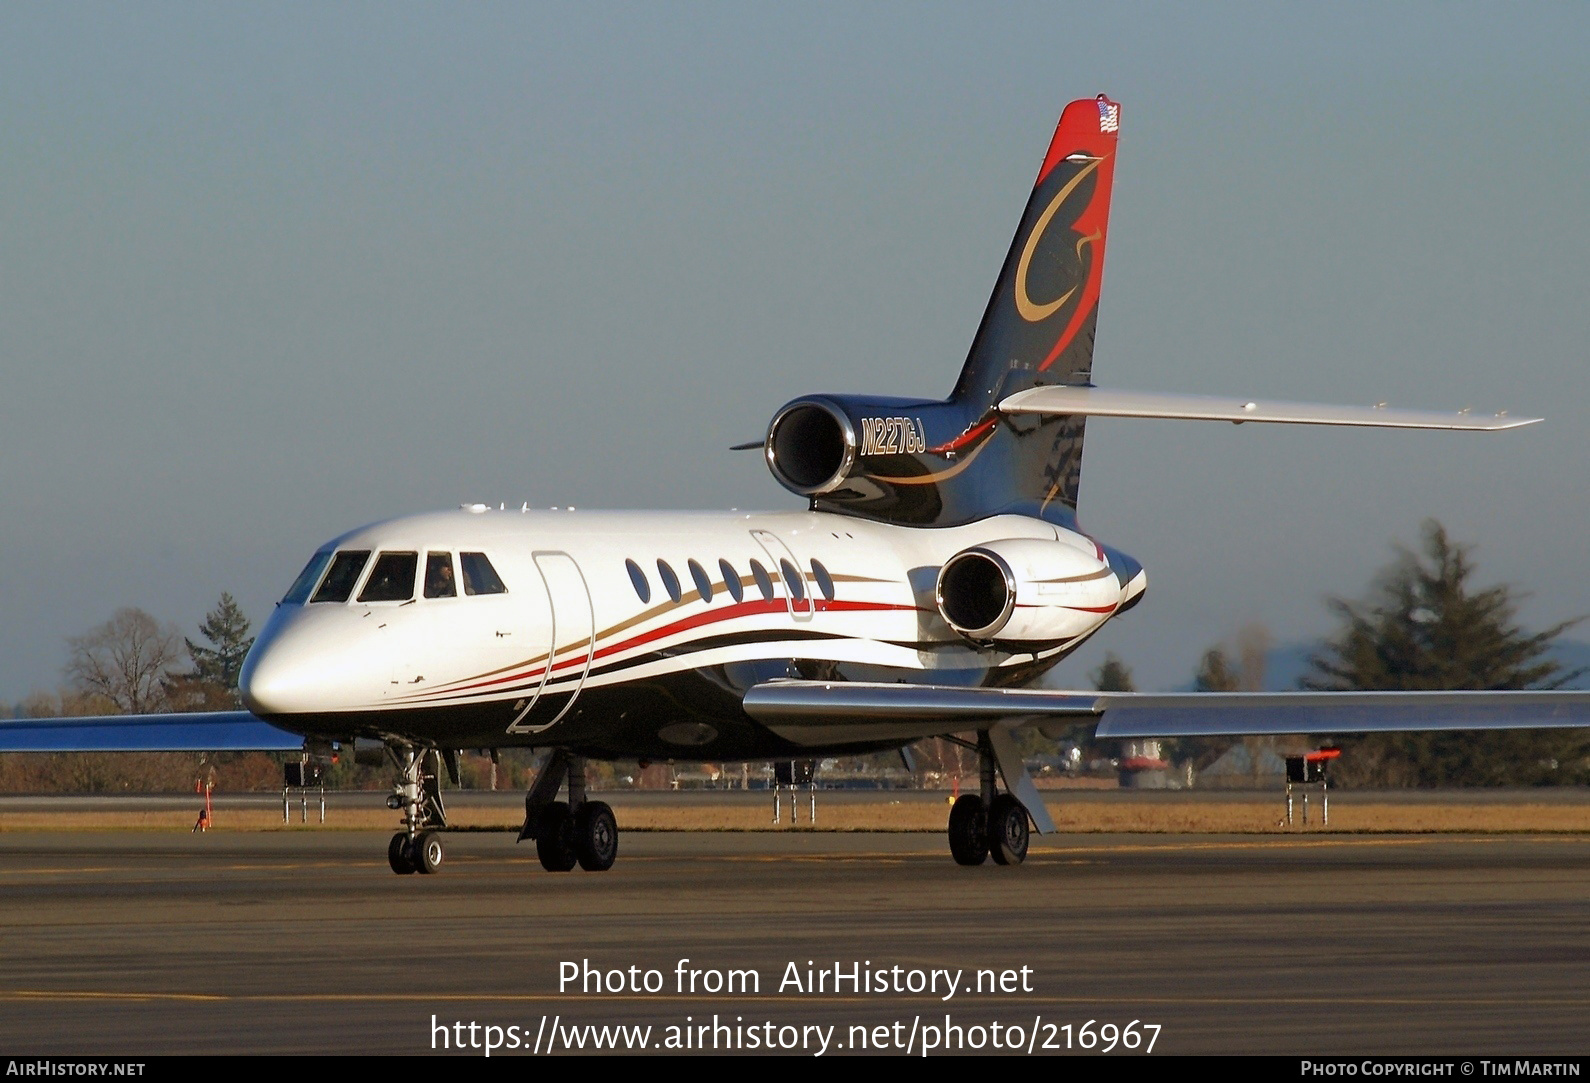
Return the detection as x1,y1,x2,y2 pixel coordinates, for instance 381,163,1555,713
384,744,450,875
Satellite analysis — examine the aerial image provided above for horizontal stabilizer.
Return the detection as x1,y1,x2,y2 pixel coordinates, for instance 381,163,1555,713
0,711,305,752
743,682,1590,747
999,386,1540,431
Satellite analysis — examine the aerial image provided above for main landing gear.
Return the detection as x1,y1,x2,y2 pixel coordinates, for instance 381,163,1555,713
384,744,452,875
518,750,618,873
945,730,1047,866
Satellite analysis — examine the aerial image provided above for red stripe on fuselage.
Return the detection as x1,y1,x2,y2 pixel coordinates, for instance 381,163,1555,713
406,598,918,700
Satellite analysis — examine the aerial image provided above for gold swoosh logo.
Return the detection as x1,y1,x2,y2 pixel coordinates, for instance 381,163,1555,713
867,432,994,486
1014,155,1102,323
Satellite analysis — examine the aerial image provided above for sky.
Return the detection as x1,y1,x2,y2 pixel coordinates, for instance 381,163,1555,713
1,3,1587,699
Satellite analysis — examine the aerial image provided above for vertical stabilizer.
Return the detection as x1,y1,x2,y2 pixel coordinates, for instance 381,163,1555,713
949,95,1120,517
774,98,1122,529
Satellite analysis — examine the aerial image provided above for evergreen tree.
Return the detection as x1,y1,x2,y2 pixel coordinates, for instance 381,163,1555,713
1176,646,1243,770
1090,653,1136,692
1305,520,1586,785
1306,521,1578,692
1080,653,1138,766
185,593,255,696
1194,648,1240,692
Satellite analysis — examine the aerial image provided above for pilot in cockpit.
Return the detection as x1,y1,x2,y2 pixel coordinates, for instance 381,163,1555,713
425,553,456,599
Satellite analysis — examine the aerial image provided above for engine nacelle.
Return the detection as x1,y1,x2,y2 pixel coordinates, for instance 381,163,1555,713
765,398,859,496
936,537,1121,648
762,393,948,508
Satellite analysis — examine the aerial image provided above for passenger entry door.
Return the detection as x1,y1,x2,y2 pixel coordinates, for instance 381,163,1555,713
751,530,813,622
507,551,596,734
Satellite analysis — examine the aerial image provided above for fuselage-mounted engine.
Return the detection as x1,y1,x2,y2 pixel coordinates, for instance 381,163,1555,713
935,537,1122,650
764,398,859,497
761,393,970,523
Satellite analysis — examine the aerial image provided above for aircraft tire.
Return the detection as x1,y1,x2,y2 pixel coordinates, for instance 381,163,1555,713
413,831,444,874
536,801,579,872
388,832,417,875
986,794,1029,866
575,801,618,872
947,795,988,866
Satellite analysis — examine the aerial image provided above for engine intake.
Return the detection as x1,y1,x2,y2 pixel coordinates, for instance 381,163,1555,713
936,538,1121,648
765,400,856,496
937,551,1015,638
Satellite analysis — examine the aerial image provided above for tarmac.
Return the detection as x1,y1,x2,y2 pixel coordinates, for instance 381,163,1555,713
1,822,1588,1055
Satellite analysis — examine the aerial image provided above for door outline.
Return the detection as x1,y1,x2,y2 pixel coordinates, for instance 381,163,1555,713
507,551,596,734
750,529,814,622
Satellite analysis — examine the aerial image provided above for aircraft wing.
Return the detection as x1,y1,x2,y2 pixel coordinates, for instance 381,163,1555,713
0,711,305,752
998,385,1540,431
1089,691,1590,738
742,683,1101,745
741,681,1590,746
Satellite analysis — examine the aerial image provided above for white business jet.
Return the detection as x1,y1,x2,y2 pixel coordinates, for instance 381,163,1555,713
6,96,1583,875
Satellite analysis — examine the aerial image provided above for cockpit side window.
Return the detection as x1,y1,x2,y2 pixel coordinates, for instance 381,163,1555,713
460,552,508,595
424,552,457,599
282,551,333,605
311,550,371,603
359,552,419,603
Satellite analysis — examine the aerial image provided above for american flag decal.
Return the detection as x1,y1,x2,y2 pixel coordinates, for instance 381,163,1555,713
1097,99,1120,133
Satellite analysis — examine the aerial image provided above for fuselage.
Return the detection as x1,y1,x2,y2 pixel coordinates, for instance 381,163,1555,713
239,506,1144,761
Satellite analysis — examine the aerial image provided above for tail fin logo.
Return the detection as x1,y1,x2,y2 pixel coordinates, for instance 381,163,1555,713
1013,156,1104,324
949,95,1119,404
1097,99,1120,132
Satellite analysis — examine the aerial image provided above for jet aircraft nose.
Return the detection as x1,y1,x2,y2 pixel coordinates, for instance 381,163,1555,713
238,638,308,716
238,625,330,716
240,606,377,716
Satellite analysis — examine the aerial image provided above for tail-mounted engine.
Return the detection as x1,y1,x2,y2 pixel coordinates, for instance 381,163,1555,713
762,394,969,522
935,537,1121,648
764,398,859,497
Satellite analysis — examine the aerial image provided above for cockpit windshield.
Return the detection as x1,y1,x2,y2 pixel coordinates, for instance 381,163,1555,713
311,550,371,603
424,553,457,598
460,552,507,595
359,552,419,603
292,547,501,604
281,551,333,605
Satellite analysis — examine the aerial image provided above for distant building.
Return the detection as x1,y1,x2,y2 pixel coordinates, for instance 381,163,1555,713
1118,739,1172,789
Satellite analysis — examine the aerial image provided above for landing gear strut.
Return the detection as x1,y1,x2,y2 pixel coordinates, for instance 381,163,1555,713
518,750,617,872
946,730,1039,866
385,744,449,875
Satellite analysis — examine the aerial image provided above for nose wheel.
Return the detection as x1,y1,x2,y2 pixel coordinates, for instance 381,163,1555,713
388,832,416,875
387,829,445,875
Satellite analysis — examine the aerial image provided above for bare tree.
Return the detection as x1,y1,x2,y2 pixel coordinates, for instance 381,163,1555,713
64,608,182,715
